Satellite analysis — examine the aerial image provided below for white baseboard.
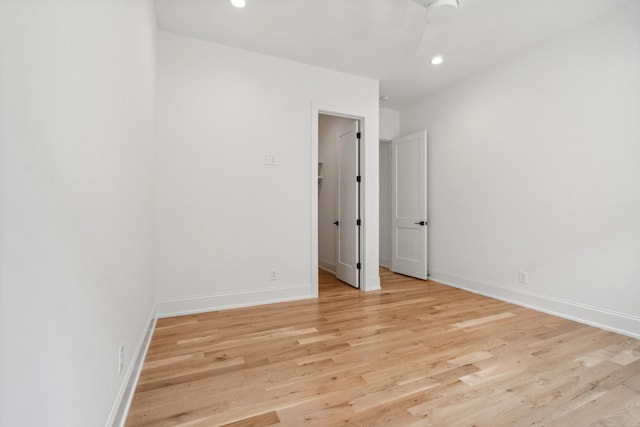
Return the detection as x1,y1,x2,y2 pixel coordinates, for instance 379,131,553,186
379,258,390,269
318,264,336,275
318,259,336,274
429,270,640,339
157,284,314,318
107,305,157,427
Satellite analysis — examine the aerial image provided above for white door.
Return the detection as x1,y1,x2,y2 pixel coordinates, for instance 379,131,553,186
335,120,360,288
391,131,428,280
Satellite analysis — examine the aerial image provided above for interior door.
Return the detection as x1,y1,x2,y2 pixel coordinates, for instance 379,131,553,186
335,120,359,288
391,131,428,280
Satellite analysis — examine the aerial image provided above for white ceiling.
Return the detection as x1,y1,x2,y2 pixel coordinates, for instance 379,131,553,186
156,0,629,110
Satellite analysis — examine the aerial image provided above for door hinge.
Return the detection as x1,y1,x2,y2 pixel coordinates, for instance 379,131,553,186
356,132,361,139
356,219,361,226
356,262,361,270
356,175,361,182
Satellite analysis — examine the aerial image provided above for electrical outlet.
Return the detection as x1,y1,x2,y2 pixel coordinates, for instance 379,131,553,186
118,343,124,374
518,271,528,285
270,268,278,281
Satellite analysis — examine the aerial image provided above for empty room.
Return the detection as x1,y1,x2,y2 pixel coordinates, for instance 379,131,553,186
1,0,639,426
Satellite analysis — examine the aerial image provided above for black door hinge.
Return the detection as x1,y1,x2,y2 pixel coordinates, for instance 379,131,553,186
356,262,361,270
356,132,361,139
356,219,361,226
356,175,361,182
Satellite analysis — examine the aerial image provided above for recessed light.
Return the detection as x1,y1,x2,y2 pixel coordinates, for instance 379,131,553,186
230,0,246,8
430,55,444,65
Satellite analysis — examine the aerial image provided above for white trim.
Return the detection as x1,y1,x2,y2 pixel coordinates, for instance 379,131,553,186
430,270,640,339
311,104,320,299
106,305,157,427
366,276,382,291
379,258,390,269
318,262,336,275
157,284,314,317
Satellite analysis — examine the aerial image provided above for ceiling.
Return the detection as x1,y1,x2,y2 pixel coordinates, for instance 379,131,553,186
156,0,629,110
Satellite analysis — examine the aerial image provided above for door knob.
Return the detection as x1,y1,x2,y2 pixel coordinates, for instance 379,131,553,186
414,221,427,226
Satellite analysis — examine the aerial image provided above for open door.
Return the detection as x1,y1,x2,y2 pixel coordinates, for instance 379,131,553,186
335,120,360,288
391,131,428,280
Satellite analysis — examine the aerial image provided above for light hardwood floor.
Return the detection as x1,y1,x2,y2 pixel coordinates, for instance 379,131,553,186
126,268,640,426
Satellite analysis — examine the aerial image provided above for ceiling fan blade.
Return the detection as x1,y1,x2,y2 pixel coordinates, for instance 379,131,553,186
415,21,441,57
409,0,459,9
412,0,460,57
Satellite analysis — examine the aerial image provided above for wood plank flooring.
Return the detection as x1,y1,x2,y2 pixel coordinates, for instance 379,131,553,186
126,269,640,426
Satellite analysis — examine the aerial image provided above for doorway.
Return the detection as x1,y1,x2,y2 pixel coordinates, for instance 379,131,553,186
318,113,362,288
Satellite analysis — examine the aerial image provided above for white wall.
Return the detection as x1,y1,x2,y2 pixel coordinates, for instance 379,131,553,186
0,1,157,426
380,107,400,141
156,31,380,315
401,2,640,337
318,115,355,272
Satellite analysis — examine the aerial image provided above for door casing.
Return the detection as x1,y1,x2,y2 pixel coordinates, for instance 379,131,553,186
311,103,375,296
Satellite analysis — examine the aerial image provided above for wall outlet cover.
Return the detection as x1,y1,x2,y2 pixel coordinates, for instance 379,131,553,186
518,271,528,285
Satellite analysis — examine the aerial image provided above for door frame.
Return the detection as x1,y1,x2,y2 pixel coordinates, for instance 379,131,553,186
311,102,379,297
